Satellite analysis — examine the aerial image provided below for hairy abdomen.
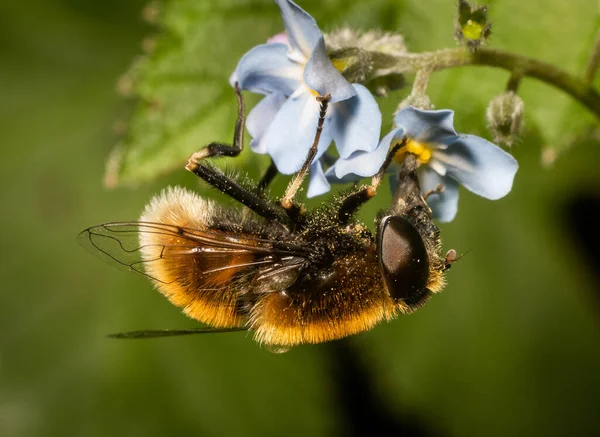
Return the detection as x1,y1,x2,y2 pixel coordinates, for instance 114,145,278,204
139,187,250,328
250,253,397,346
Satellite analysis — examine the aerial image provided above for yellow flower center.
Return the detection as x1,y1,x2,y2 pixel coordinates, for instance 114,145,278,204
393,139,432,164
462,19,484,40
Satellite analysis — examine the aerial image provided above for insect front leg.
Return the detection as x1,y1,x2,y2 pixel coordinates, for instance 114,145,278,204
423,184,445,200
257,158,278,192
337,137,408,224
188,82,246,164
185,161,293,227
280,94,331,210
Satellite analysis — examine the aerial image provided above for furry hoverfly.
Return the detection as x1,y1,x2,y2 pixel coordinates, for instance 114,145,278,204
79,86,455,348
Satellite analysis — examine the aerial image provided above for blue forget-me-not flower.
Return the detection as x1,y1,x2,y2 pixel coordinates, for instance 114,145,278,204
327,107,519,222
230,0,381,197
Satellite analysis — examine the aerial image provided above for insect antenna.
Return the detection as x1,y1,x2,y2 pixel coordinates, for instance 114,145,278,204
443,248,471,270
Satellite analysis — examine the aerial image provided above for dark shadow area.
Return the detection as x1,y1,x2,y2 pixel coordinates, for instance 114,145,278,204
325,339,443,437
563,191,600,300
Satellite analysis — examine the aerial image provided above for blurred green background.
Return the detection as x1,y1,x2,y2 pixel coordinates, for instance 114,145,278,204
2,0,600,436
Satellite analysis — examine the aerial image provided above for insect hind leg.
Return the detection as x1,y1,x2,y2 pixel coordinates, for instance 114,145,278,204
280,94,331,209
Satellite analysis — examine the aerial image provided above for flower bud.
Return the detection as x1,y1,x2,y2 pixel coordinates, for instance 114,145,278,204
486,91,525,147
366,74,405,97
455,0,491,48
142,1,160,24
325,28,407,86
326,28,407,57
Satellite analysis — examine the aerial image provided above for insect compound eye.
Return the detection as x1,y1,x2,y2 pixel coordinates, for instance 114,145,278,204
378,216,430,302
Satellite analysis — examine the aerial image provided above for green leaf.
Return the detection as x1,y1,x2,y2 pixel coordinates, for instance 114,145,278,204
107,0,282,186
105,0,410,186
4,1,600,437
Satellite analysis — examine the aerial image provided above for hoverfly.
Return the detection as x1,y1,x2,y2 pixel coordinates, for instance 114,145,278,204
80,85,455,348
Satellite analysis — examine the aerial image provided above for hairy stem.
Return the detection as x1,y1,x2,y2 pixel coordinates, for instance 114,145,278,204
411,68,432,96
505,69,524,93
387,47,600,120
584,29,600,85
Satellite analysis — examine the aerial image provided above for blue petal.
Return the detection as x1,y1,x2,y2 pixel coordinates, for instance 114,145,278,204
265,93,333,174
324,165,361,184
304,37,356,103
247,92,287,154
331,127,405,179
230,43,302,95
331,84,381,159
394,107,459,146
434,134,518,199
275,0,321,61
418,167,460,222
307,160,331,198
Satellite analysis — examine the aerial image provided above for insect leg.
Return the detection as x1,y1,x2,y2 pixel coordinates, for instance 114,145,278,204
280,94,331,209
109,327,247,339
337,137,408,223
257,158,278,191
423,184,445,200
185,160,292,226
188,82,245,163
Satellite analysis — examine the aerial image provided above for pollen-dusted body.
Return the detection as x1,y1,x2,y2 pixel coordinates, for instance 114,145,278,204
79,86,452,348
138,187,394,346
132,165,446,347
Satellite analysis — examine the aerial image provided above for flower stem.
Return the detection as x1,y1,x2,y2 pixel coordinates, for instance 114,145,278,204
584,29,600,85
411,69,432,96
388,48,600,120
505,69,523,93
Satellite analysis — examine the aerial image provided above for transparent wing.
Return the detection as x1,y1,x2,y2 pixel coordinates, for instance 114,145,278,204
77,221,309,284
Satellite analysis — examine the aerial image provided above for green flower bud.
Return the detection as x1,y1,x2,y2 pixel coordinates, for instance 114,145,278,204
325,28,407,89
486,91,525,147
366,73,406,97
455,0,492,48
328,46,372,84
142,1,160,24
